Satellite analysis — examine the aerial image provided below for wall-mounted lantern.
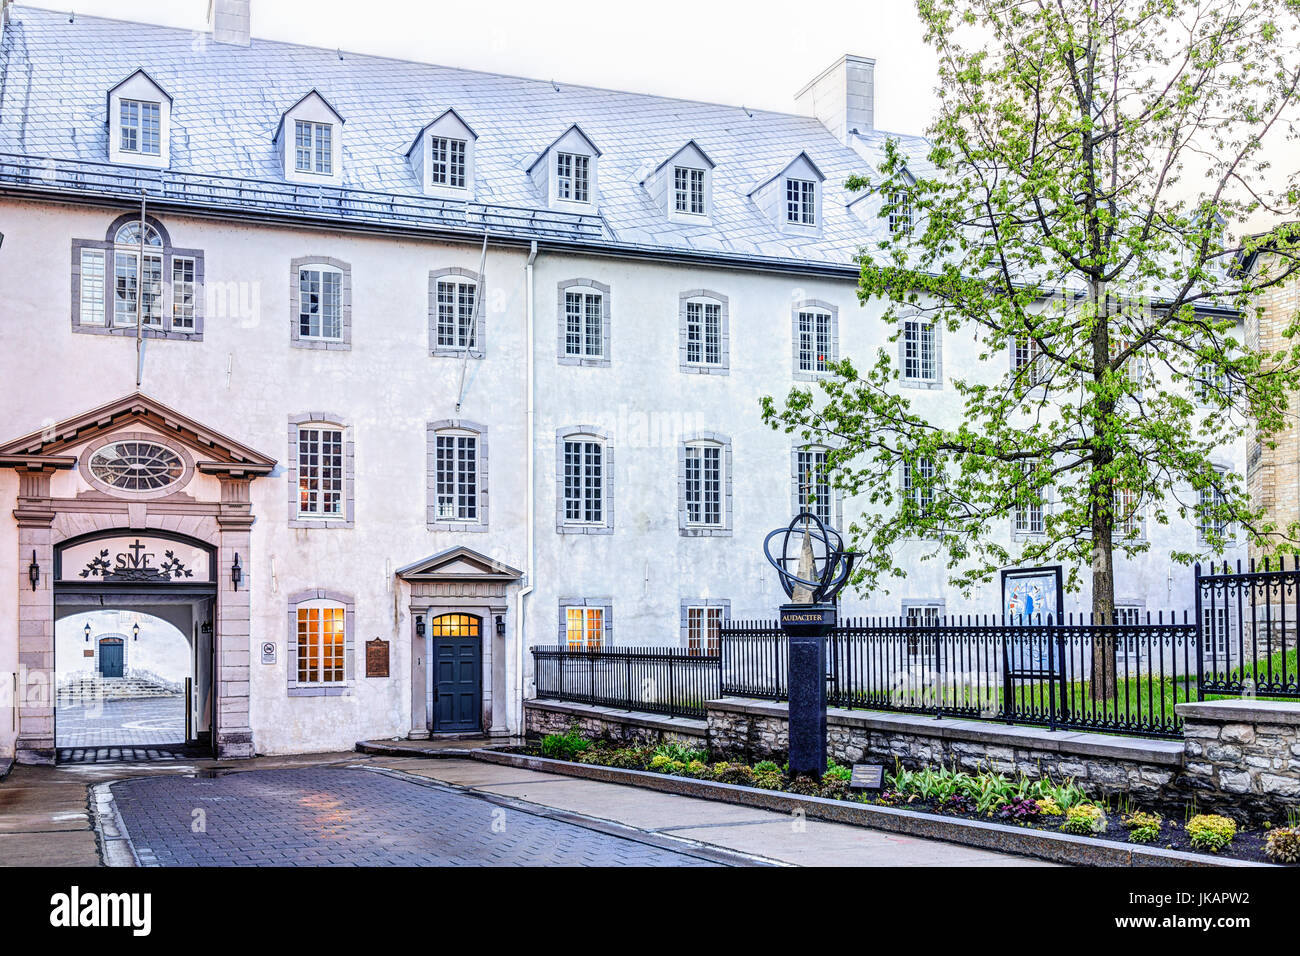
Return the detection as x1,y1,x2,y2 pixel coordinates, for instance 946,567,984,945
231,553,243,590
28,550,39,591
495,614,506,637
415,615,426,638
84,622,91,643
132,622,140,642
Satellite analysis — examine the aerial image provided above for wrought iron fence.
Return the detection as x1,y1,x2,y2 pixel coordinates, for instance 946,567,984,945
531,611,1214,737
531,645,720,719
721,613,1198,737
1197,557,1300,698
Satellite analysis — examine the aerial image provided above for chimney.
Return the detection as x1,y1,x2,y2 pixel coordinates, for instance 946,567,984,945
208,0,251,46
795,54,875,144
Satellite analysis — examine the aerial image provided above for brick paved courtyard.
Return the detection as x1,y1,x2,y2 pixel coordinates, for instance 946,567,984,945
108,767,730,866
56,696,186,748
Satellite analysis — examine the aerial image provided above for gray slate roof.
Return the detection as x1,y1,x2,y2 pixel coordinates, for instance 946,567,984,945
0,5,931,271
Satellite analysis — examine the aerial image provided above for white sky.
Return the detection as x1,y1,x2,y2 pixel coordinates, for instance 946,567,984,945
46,0,942,135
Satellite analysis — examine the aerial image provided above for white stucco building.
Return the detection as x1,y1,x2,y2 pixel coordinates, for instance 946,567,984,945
0,3,1244,762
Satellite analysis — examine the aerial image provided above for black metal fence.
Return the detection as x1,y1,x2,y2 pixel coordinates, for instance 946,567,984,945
722,613,1198,737
531,564,1300,738
531,645,721,719
1197,557,1300,698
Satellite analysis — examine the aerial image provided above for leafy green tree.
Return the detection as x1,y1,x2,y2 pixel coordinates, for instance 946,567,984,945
764,0,1300,694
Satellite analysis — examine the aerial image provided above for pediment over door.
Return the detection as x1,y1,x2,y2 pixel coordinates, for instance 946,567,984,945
396,546,523,583
0,391,277,482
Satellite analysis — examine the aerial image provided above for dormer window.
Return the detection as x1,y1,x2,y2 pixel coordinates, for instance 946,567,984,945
528,125,600,211
674,167,706,215
644,141,716,224
750,152,824,234
786,179,817,225
119,100,161,155
294,120,333,175
106,69,171,169
407,109,477,198
888,189,913,233
275,90,344,185
430,137,466,187
556,152,590,203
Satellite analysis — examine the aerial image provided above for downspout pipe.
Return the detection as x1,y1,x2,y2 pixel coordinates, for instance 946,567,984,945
514,240,538,736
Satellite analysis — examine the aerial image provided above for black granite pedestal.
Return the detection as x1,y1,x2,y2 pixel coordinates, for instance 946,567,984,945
780,602,834,778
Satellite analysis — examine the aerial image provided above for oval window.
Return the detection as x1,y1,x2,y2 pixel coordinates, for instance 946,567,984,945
87,440,185,492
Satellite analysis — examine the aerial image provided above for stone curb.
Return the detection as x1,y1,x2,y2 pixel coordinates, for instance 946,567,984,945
0,756,12,782
355,741,482,759
90,781,139,868
470,749,1272,868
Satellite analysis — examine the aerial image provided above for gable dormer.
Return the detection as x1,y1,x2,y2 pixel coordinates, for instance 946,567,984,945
527,124,601,212
106,69,172,170
273,90,344,185
749,151,825,235
849,162,916,234
642,140,716,224
407,109,477,199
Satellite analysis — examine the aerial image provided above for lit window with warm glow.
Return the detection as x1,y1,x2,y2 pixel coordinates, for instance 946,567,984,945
565,607,604,649
297,604,345,684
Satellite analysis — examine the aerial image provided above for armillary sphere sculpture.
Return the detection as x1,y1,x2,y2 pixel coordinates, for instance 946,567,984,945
762,511,859,779
763,511,857,605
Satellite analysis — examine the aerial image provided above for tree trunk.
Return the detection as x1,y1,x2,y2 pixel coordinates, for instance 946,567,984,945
1089,281,1119,701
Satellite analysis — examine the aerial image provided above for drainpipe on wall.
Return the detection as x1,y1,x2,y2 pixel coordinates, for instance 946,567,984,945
514,241,539,736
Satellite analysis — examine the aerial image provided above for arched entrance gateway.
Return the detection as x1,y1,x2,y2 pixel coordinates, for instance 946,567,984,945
0,393,276,763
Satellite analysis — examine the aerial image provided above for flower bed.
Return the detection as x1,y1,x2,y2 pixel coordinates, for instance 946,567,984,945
528,727,1295,866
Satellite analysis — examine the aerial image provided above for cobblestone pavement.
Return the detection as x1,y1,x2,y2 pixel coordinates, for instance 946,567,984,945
108,767,732,866
57,697,185,748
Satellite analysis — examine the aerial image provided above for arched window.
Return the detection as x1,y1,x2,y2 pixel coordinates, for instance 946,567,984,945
556,426,613,533
679,433,733,535
287,590,355,696
679,291,729,373
427,420,488,531
71,214,203,339
288,414,354,528
290,257,351,348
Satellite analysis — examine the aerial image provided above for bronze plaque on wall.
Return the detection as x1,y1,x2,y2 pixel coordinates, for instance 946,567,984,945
365,639,390,678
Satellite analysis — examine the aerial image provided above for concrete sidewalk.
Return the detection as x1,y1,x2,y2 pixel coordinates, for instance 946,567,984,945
363,755,1053,866
0,750,1051,866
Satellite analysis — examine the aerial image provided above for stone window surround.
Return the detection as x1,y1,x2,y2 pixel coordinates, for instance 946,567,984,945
286,588,356,697
290,256,353,350
1197,463,1236,548
70,213,205,341
900,598,947,621
791,299,838,382
79,430,196,502
899,314,943,390
679,289,730,375
678,431,733,537
1010,470,1050,544
790,443,843,526
679,598,730,650
555,425,614,534
557,597,613,646
557,278,612,367
428,267,485,359
426,419,489,532
287,412,356,529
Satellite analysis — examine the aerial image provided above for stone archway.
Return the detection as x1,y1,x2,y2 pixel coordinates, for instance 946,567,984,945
1,392,275,763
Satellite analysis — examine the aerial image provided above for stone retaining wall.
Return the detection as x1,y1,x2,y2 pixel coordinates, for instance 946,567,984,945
526,696,1300,825
525,699,708,748
708,697,1186,809
1176,699,1300,826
